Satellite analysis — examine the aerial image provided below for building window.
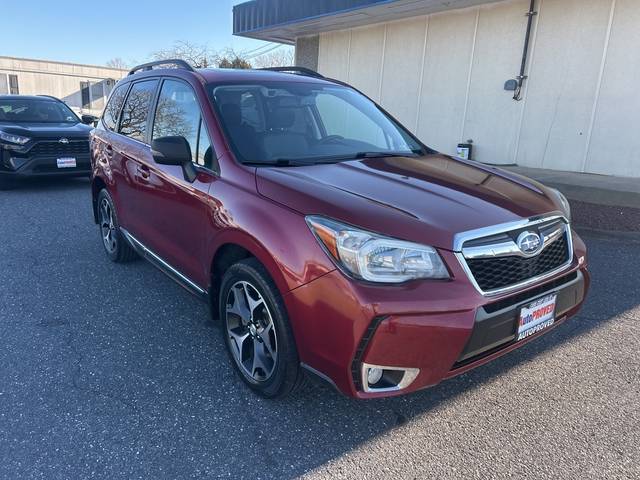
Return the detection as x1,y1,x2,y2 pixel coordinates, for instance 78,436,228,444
8,75,19,94
80,81,91,109
90,82,105,111
80,79,116,111
0,75,8,95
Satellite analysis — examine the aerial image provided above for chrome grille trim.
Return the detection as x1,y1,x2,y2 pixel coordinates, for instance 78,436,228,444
454,213,574,297
461,220,567,260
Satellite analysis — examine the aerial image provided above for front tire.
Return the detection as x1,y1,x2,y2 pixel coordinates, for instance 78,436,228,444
219,258,305,398
97,189,137,263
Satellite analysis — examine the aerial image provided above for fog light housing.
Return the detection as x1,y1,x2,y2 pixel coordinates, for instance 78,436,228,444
362,363,420,393
8,157,28,170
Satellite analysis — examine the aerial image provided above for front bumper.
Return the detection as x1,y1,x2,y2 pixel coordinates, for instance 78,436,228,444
1,151,91,178
284,231,589,398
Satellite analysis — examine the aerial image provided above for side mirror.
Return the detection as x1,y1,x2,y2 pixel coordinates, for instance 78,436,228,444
81,114,98,126
151,136,197,182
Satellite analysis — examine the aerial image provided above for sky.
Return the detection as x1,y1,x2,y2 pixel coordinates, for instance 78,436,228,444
0,0,281,67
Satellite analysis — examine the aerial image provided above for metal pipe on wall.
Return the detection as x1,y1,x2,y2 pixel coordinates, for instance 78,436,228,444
513,0,538,101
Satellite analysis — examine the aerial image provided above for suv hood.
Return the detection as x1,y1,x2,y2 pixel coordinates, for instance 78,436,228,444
0,122,91,139
256,154,564,251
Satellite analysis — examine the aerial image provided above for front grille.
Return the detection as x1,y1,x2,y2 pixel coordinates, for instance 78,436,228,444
30,140,89,156
466,233,570,292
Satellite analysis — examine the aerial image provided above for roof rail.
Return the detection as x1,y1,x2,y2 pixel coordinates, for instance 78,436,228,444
259,66,324,79
128,59,195,76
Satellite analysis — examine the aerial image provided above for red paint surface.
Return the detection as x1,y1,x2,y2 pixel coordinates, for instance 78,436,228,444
91,68,589,398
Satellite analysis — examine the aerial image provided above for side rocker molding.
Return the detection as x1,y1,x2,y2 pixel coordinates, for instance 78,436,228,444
121,228,209,302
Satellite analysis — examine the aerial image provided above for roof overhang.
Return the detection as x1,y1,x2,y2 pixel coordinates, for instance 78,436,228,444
233,0,505,44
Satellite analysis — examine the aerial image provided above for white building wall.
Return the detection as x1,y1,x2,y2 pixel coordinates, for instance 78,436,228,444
585,0,640,177
317,0,640,178
0,57,127,116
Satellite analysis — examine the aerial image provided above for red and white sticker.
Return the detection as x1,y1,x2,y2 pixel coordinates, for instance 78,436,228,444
57,157,77,168
518,294,557,341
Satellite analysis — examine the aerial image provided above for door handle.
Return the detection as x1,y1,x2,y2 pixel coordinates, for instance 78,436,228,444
136,164,150,180
105,144,114,158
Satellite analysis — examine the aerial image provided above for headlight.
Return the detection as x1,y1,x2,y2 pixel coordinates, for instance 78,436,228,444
549,188,571,221
0,131,30,145
306,216,450,283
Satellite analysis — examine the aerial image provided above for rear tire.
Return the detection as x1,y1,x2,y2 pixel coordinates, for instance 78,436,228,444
219,258,305,398
97,189,137,263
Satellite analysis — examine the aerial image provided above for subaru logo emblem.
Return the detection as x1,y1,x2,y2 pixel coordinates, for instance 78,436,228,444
517,231,543,255
59,138,69,144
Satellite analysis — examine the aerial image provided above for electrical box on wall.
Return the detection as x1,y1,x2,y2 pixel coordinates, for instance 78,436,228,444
457,140,473,160
504,79,518,91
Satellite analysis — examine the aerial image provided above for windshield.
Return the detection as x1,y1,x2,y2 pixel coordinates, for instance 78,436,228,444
0,98,79,124
210,82,422,165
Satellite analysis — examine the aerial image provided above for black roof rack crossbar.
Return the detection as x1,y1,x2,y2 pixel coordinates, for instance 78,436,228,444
128,59,194,76
259,66,324,79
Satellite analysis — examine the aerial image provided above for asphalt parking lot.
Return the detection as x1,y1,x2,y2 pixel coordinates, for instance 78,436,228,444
1,177,638,480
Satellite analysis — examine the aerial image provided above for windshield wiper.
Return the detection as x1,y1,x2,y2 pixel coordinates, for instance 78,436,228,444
243,159,308,167
352,150,419,159
243,157,352,167
242,150,422,168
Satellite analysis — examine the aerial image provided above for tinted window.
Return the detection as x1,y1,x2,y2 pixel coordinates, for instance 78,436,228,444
102,83,128,131
119,80,158,142
315,93,387,149
211,83,420,165
152,80,215,170
239,92,262,131
0,98,79,124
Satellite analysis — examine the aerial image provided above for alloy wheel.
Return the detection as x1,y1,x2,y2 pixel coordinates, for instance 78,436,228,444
225,280,278,382
99,198,117,254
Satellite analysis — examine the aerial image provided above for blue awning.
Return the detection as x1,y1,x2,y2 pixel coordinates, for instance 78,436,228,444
233,0,502,44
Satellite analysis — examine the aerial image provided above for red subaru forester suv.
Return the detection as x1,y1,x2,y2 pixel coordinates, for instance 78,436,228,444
90,60,589,399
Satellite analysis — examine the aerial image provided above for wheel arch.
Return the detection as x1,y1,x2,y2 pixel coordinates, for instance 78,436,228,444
91,176,108,224
208,230,292,315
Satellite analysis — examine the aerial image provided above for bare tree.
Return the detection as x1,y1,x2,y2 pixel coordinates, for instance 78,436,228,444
150,42,255,69
106,58,129,70
151,41,216,68
119,88,155,141
251,48,295,68
213,47,252,69
153,96,194,140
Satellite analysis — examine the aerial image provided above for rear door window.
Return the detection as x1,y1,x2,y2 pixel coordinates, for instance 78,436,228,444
102,83,129,131
118,79,158,142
